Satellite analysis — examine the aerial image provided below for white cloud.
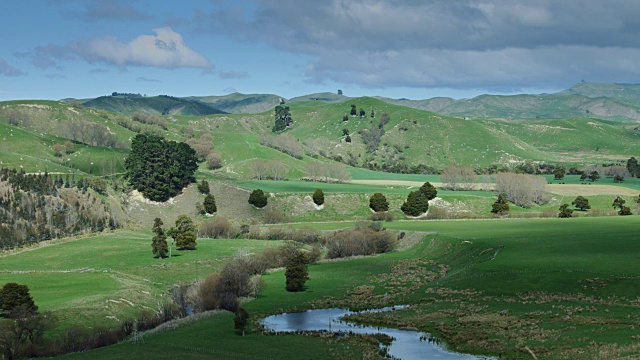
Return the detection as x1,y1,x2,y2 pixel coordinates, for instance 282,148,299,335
76,27,212,69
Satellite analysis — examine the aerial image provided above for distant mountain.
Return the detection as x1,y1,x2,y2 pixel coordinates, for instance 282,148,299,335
288,92,350,103
375,82,640,122
83,95,227,116
186,93,282,114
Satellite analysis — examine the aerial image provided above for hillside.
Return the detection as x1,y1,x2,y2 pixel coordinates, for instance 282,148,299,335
186,92,282,114
83,95,226,116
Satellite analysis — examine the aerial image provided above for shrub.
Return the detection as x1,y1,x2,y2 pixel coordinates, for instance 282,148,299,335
325,228,397,259
197,180,210,194
248,189,268,208
369,192,389,212
264,210,284,224
198,216,234,238
312,188,324,206
370,211,394,222
206,151,223,170
491,193,510,214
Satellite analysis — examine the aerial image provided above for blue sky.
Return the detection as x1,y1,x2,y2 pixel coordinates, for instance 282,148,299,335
2,1,640,101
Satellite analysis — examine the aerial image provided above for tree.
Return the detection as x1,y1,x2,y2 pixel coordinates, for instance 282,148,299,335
553,167,565,180
359,108,366,117
491,193,510,214
342,128,349,136
571,196,591,211
370,109,375,118
151,218,168,258
337,89,343,95
401,191,429,216
272,105,292,132
589,171,600,182
248,189,268,208
203,194,217,214
350,104,357,116
419,182,438,200
345,135,351,143
558,204,574,218
53,143,64,157
369,192,389,212
613,174,624,183
234,307,249,336
580,172,588,181
64,140,75,154
197,180,210,194
612,196,632,215
0,283,37,315
627,156,639,177
312,188,324,206
168,215,197,250
285,250,309,292
124,134,198,202
342,115,349,122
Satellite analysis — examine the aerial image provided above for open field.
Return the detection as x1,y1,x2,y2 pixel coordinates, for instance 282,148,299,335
49,216,640,359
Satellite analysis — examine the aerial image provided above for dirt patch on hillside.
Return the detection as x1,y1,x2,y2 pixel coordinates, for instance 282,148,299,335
548,184,639,196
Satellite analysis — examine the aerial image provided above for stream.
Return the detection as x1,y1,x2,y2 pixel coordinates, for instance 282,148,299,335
259,306,495,359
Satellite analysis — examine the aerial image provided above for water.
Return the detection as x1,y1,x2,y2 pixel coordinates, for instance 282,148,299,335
259,306,494,360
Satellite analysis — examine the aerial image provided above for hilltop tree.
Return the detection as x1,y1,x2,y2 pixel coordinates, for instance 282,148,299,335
168,215,197,250
203,194,217,214
285,250,309,292
0,283,38,315
589,171,600,182
571,196,591,211
248,189,268,208
401,191,429,216
312,188,324,206
197,180,210,194
124,134,198,202
151,218,168,258
369,192,389,212
350,104,357,116
419,182,438,200
558,204,574,218
553,167,565,180
491,193,510,215
234,307,249,336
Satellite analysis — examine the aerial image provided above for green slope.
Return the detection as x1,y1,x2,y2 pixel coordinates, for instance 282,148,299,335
84,96,226,116
186,93,283,114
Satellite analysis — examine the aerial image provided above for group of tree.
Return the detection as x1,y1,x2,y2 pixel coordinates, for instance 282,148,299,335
132,112,168,130
627,157,640,177
151,215,198,257
612,196,632,215
52,140,75,157
401,182,437,216
197,180,217,215
580,171,600,182
124,134,198,202
441,165,477,191
305,163,351,183
272,105,293,132
251,159,289,180
495,172,548,208
185,133,216,162
259,133,303,159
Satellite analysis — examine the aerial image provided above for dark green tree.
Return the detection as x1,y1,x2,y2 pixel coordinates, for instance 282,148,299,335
580,172,588,181
370,109,375,118
571,196,591,211
342,115,349,122
619,206,632,215
168,215,197,250
612,196,626,211
234,307,249,336
350,104,357,116
151,218,168,258
558,204,574,218
124,134,198,202
273,105,292,132
197,180,210,194
359,108,366,117
627,156,639,177
342,128,349,136
369,192,389,212
0,283,37,315
401,191,429,216
613,174,624,183
248,189,268,208
312,188,324,206
345,135,351,143
491,193,510,214
203,194,217,214
589,171,600,182
419,182,438,200
553,167,565,180
285,251,309,292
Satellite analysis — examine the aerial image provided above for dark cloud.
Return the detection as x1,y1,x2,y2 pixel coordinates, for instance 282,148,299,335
218,70,249,79
0,58,27,77
195,0,640,90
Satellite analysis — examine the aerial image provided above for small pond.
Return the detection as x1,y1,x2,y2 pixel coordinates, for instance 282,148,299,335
259,306,494,360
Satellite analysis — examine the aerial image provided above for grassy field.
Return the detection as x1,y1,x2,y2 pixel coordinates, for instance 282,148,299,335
50,216,640,359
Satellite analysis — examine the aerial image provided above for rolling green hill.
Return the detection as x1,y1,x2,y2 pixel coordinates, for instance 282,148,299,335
186,92,283,114
84,95,226,116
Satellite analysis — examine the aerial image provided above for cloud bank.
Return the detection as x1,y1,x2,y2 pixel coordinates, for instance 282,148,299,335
198,0,640,90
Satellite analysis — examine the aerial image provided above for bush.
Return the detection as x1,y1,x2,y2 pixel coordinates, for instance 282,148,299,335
248,189,268,208
264,210,284,224
198,216,235,238
325,228,397,259
370,211,394,222
369,192,389,212
206,151,223,170
312,188,324,206
197,180,210,194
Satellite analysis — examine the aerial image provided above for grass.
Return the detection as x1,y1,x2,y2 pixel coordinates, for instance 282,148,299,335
51,216,640,359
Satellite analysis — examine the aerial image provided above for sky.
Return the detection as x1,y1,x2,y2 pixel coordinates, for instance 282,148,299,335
2,0,640,101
